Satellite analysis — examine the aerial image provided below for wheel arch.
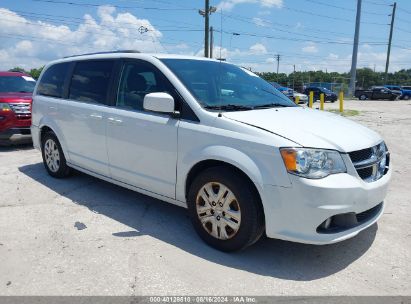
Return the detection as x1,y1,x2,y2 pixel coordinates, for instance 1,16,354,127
185,159,262,204
38,120,70,162
181,146,267,205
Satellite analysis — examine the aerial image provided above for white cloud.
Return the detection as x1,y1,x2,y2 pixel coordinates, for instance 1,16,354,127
217,0,283,11
249,43,267,54
0,7,164,70
252,17,271,27
302,42,319,53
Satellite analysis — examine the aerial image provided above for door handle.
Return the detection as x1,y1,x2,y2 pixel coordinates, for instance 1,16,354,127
90,113,103,120
107,117,123,125
48,106,57,110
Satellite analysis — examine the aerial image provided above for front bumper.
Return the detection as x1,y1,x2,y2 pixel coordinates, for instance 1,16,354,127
0,127,32,143
261,165,391,245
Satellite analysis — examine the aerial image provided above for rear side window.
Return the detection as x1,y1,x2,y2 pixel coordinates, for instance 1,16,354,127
69,60,114,104
37,63,70,98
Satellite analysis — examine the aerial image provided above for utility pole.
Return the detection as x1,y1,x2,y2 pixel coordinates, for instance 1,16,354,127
274,54,280,81
209,26,214,58
385,2,396,83
349,0,362,97
293,64,296,90
199,0,216,58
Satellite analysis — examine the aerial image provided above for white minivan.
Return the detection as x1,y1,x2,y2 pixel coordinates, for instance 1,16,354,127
31,51,391,251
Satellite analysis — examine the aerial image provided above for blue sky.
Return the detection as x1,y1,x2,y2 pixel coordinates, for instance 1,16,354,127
0,0,410,73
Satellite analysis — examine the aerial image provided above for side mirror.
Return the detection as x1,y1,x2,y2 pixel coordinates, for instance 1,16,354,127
143,92,175,114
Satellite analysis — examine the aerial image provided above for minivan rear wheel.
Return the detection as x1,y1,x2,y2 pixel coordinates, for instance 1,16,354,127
41,132,71,178
187,167,264,251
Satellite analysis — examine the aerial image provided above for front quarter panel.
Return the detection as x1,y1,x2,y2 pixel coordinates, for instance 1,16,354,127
176,117,294,204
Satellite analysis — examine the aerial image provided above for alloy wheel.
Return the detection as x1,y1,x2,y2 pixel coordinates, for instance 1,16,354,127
44,139,60,173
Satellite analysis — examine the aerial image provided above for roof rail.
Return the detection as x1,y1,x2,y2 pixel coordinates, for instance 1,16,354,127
63,50,140,58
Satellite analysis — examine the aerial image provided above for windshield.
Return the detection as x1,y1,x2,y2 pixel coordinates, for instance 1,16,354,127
0,76,36,93
161,59,296,110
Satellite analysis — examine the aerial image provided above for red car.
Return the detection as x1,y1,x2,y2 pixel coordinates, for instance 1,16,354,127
0,71,35,144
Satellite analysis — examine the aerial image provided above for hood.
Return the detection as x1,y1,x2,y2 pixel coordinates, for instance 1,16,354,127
0,92,33,103
223,107,382,152
294,92,307,97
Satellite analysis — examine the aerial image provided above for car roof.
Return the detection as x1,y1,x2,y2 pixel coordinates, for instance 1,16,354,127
48,51,220,66
0,71,30,77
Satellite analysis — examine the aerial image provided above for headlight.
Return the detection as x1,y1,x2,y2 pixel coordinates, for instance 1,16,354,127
280,148,346,179
0,103,12,112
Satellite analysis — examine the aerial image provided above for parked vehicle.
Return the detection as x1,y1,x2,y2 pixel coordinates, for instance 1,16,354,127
0,71,35,144
32,52,391,251
384,85,402,96
293,92,308,104
303,87,337,102
270,82,294,99
400,86,411,100
355,87,400,100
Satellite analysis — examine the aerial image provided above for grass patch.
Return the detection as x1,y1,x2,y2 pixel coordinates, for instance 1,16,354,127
327,109,360,117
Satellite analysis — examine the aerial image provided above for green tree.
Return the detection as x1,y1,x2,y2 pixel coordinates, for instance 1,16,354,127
29,67,44,80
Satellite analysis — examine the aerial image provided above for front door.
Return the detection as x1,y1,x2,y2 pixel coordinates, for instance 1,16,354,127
106,60,179,198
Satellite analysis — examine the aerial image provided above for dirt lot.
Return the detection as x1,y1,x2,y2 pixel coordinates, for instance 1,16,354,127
1,99,410,296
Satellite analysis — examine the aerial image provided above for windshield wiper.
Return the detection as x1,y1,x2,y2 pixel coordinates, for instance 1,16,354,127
253,103,289,109
204,104,253,111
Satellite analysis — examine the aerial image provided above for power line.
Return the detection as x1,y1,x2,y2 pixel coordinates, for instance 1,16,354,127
29,0,197,11
303,0,388,16
223,12,388,41
363,0,391,7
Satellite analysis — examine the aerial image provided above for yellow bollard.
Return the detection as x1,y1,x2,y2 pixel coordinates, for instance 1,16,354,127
309,91,314,108
295,96,300,105
320,93,324,110
339,91,344,112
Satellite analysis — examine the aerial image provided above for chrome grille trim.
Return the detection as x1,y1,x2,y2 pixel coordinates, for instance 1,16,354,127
9,103,31,115
348,142,389,183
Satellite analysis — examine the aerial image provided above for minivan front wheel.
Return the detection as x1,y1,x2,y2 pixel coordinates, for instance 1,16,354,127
41,132,71,178
187,167,264,251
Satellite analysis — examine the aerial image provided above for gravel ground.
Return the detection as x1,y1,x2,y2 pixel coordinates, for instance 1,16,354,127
0,99,410,296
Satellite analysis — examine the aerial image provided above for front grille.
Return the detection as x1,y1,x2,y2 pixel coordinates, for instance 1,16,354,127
348,142,389,182
349,147,373,163
9,103,31,118
357,166,373,180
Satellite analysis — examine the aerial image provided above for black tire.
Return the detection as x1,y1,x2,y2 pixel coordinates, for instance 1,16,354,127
187,166,265,252
359,94,367,101
403,95,410,100
41,131,71,178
